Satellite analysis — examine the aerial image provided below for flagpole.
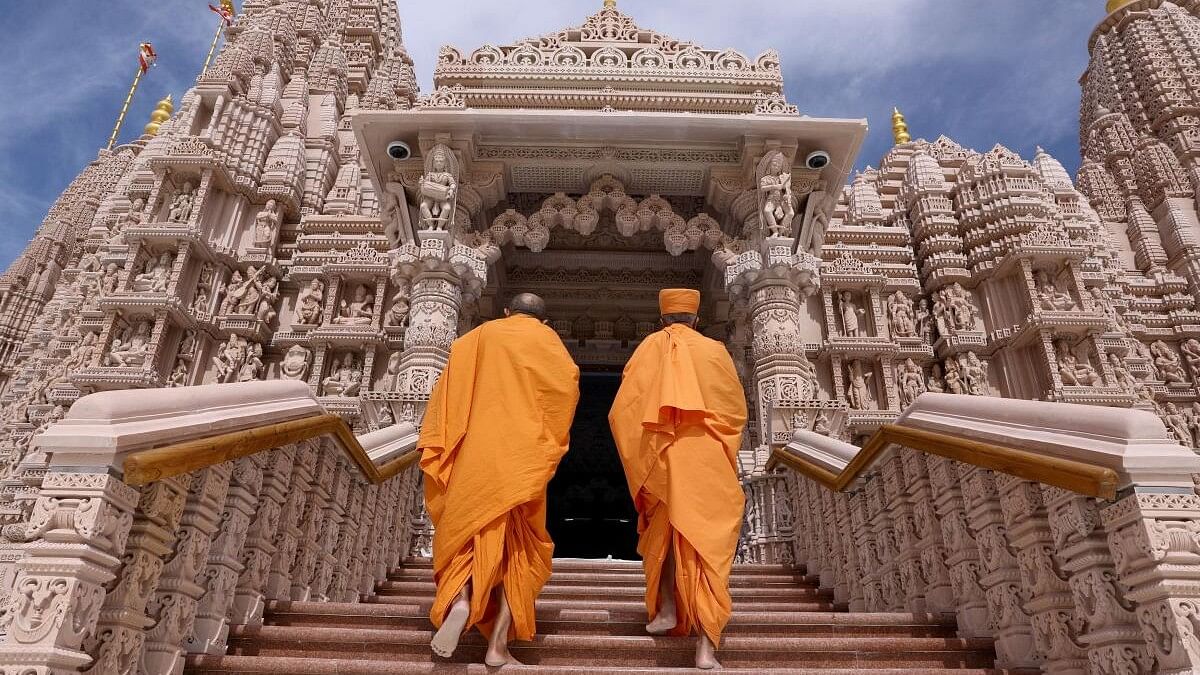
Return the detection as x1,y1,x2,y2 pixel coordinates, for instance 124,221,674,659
107,65,145,150
201,21,224,75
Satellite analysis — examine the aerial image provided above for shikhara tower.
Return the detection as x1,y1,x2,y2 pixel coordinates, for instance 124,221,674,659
0,2,1198,669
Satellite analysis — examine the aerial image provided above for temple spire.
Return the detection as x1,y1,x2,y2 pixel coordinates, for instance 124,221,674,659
143,94,174,136
892,107,912,145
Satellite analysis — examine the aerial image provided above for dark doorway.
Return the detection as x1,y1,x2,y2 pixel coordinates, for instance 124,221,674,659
547,371,640,560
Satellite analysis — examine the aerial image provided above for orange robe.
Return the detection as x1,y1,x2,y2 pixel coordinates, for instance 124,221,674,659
608,323,747,647
418,314,580,641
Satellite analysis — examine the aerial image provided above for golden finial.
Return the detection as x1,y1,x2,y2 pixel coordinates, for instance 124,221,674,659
604,0,617,7
892,107,912,145
143,94,174,136
1106,0,1135,13
221,0,235,11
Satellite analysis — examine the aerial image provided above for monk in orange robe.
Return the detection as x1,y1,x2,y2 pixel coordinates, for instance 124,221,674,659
419,293,580,666
609,289,747,670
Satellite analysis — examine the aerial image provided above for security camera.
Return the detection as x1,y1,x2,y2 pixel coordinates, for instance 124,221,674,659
386,140,412,161
805,150,831,170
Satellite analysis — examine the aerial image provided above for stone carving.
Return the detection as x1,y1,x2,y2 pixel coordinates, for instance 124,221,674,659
333,285,375,326
322,353,362,397
1151,341,1188,385
958,352,990,396
896,358,926,408
927,363,946,393
933,284,979,335
280,345,312,381
1181,339,1200,382
846,360,875,410
1107,353,1138,393
837,291,867,338
1035,269,1075,311
417,145,458,231
221,267,272,316
296,279,325,325
167,182,195,223
109,198,143,246
887,291,915,338
132,252,174,293
211,334,256,384
385,282,411,328
253,199,281,247
757,151,795,237
1163,403,1192,445
256,277,280,324
193,263,216,314
104,320,153,367
1056,339,1103,387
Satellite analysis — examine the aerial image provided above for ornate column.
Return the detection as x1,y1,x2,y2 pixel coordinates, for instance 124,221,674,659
0,472,138,673
927,457,990,637
1102,492,1200,675
230,444,294,624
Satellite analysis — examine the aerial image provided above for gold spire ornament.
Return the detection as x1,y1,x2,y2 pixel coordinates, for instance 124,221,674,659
1106,0,1136,13
604,0,617,7
202,0,237,75
892,107,912,145
143,95,174,136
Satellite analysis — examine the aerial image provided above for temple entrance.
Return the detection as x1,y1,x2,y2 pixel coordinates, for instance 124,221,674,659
547,371,640,560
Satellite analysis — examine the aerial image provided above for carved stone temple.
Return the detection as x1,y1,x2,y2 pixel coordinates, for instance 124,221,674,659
6,0,1200,672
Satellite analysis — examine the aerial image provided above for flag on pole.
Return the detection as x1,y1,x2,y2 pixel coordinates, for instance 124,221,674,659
138,42,158,73
208,2,235,27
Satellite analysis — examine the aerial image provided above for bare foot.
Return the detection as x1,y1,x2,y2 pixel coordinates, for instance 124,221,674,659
484,585,522,666
431,590,471,658
645,609,677,635
695,634,722,670
484,646,525,667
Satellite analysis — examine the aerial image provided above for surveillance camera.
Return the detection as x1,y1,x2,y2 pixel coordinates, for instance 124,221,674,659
386,140,412,161
805,150,831,171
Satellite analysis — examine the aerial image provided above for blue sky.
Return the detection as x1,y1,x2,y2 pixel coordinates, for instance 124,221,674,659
0,0,1104,269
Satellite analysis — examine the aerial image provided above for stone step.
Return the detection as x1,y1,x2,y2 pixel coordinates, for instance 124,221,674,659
224,625,996,669
375,580,830,601
386,568,821,588
398,559,803,575
188,654,1029,675
365,594,840,614
264,601,959,638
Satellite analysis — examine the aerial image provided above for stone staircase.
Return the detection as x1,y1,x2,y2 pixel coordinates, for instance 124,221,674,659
187,558,1018,674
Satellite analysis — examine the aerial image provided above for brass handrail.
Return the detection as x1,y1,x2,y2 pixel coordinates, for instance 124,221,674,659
769,422,1119,500
122,413,419,487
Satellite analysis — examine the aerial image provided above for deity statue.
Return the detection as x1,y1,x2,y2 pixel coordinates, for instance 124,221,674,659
1034,269,1075,311
108,198,144,246
192,263,215,313
296,278,326,325
381,161,408,241
897,358,926,408
222,267,268,315
104,320,153,367
796,348,819,396
253,199,281,247
845,360,875,410
1164,403,1193,447
385,285,411,328
1089,287,1126,329
837,291,866,338
962,352,990,395
212,334,249,384
100,263,120,295
333,284,375,325
915,298,933,342
256,276,280,323
168,182,196,223
887,291,916,338
1181,338,1200,380
280,344,312,381
237,343,264,382
417,146,458,231
386,351,403,390
758,151,795,238
1107,353,1138,393
322,353,361,397
943,358,964,394
927,363,946,393
167,359,190,387
812,411,831,436
131,252,174,293
945,284,979,332
1151,341,1189,384
1190,403,1200,447
1056,340,1103,387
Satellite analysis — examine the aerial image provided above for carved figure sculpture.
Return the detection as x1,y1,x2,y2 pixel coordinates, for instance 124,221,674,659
104,320,152,367
927,363,946,393
237,343,264,382
1056,340,1103,387
253,199,281,247
1107,354,1138,393
1152,341,1189,384
1182,339,1200,381
256,276,279,323
322,353,361,397
758,152,795,237
945,284,979,332
1164,403,1193,446
168,359,190,387
846,360,874,409
108,198,144,246
962,352,990,396
1035,270,1075,311
943,358,964,394
212,334,248,384
887,291,916,337
813,411,831,435
1089,287,1126,329
168,182,196,223
333,285,374,325
838,291,866,338
385,285,411,328
222,267,268,315
280,345,312,381
296,279,325,325
1190,403,1200,447
386,351,403,390
418,146,457,231
101,263,120,295
897,358,926,408
132,252,173,293
915,298,932,342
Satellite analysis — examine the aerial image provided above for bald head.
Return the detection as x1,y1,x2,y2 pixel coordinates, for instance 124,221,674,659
507,293,547,320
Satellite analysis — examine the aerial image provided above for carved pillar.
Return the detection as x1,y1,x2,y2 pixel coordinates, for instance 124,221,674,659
230,444,294,624
868,472,903,610
927,457,990,638
140,464,230,675
903,448,954,613
188,456,263,654
266,443,313,599
289,443,332,601
959,465,1038,668
0,472,138,674
1102,492,1200,675
1043,486,1152,675
850,488,883,611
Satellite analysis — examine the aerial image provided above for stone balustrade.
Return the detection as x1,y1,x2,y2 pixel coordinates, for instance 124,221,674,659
775,392,1200,675
0,380,420,675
